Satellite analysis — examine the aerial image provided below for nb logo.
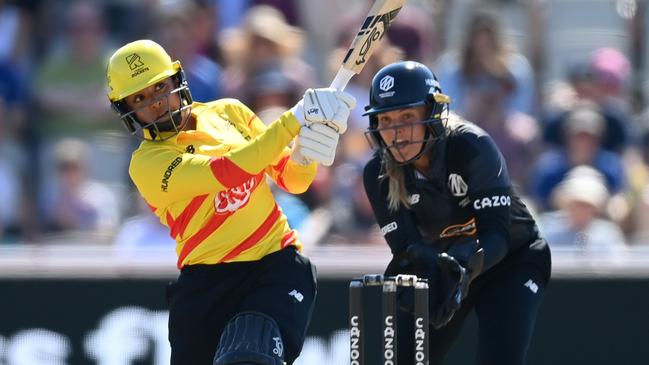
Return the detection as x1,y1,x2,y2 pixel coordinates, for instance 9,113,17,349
409,194,420,205
306,108,319,115
524,279,539,294
288,289,304,302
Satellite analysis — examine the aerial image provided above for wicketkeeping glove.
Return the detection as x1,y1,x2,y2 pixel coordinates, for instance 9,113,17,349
404,243,483,329
432,239,485,329
403,244,457,328
431,253,468,329
291,123,340,166
291,88,356,133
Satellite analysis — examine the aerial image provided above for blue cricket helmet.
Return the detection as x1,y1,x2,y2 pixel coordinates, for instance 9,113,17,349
363,61,450,163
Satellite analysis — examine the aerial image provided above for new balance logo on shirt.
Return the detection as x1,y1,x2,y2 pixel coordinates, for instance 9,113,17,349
288,289,304,302
524,279,539,294
409,194,420,205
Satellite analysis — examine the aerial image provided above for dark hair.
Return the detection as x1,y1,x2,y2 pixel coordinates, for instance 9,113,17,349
460,9,511,80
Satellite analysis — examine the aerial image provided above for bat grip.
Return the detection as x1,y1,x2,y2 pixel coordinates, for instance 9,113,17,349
329,67,356,91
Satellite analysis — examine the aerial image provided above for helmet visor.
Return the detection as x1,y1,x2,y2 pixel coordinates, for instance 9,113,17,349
121,85,191,141
365,114,448,164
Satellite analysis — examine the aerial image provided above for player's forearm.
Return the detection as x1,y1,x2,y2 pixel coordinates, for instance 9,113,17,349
276,159,317,194
474,210,510,272
223,111,301,176
476,231,508,272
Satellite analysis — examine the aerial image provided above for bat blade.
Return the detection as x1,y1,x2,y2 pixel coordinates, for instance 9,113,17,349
330,0,407,91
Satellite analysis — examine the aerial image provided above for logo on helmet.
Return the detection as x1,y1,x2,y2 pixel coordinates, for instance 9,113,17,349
126,53,144,70
426,78,442,94
379,75,394,91
425,78,439,87
126,53,149,77
379,75,395,98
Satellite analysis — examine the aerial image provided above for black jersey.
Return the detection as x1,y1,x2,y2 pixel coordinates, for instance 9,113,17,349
363,120,539,271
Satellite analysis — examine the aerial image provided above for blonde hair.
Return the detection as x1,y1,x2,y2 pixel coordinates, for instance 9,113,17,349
380,112,463,211
381,155,411,211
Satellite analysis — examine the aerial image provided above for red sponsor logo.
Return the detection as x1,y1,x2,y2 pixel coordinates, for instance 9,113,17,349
439,218,476,238
215,177,256,213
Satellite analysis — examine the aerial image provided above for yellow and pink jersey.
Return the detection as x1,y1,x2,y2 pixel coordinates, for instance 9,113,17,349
129,99,317,268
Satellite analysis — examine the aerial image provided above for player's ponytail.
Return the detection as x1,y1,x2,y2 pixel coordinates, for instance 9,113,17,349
380,155,411,211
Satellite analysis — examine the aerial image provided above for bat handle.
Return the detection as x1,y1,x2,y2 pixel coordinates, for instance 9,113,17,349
329,67,356,91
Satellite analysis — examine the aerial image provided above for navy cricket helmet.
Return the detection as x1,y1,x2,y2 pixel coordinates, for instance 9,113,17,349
363,61,450,162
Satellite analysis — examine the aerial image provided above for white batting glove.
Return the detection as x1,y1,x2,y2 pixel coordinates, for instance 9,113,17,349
291,123,340,166
291,88,356,134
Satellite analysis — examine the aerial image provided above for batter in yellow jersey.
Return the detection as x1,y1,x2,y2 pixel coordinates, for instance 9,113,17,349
106,39,355,365
130,99,316,268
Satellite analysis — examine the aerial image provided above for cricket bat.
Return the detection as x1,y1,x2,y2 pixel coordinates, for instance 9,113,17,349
329,0,407,91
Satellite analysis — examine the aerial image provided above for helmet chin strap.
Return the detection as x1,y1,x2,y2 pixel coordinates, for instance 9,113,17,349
144,104,191,140
153,107,186,131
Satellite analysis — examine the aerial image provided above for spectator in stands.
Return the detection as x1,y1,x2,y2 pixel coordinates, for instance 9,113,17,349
529,101,626,210
0,60,28,161
34,0,131,222
0,2,32,241
436,9,536,118
0,60,27,243
538,166,626,251
152,0,223,102
219,5,313,100
386,4,439,66
190,0,225,66
244,62,300,124
34,0,115,139
0,1,31,63
542,49,631,153
41,138,120,239
324,160,382,245
435,9,540,185
590,47,632,112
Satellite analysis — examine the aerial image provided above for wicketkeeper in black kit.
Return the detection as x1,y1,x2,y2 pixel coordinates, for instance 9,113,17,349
362,61,552,364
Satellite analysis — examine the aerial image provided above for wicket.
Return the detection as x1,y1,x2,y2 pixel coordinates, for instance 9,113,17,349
349,274,429,365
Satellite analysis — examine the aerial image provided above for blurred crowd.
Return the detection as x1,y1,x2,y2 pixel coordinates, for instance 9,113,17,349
1,0,648,254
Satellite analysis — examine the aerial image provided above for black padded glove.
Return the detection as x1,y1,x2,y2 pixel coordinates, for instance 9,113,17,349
431,253,467,328
433,238,486,328
446,237,485,299
404,244,462,329
383,244,439,316
401,241,485,329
